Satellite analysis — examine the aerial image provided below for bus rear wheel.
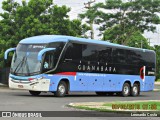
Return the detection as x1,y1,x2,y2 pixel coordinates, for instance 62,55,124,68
131,83,139,96
29,90,41,96
96,92,107,96
121,83,130,97
55,81,67,97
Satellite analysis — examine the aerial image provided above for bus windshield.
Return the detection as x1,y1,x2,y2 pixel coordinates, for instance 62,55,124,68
11,44,47,76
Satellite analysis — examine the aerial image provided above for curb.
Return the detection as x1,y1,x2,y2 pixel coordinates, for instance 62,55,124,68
155,82,160,85
154,89,160,92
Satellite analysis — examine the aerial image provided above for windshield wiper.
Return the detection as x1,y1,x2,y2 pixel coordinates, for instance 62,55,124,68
13,55,31,76
13,56,26,74
22,57,30,76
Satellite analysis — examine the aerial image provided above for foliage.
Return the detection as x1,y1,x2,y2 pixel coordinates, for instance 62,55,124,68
0,39,7,67
103,25,152,49
0,0,89,67
154,45,160,80
79,3,102,39
80,0,160,44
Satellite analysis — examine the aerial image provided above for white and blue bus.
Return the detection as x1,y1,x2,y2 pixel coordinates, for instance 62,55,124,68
4,35,156,97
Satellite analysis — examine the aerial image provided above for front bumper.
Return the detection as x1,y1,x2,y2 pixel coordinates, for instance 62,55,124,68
9,77,50,91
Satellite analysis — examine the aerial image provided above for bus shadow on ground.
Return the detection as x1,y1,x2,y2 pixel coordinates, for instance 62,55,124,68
13,93,149,98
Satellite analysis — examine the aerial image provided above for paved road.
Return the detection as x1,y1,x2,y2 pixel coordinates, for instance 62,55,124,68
0,86,160,120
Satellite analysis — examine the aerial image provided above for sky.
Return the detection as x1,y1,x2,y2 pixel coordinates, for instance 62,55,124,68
0,0,160,46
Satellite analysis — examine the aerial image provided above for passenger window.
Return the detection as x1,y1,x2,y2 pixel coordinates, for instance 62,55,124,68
43,52,55,70
98,46,112,63
113,49,126,64
65,43,82,60
82,44,98,61
126,50,141,65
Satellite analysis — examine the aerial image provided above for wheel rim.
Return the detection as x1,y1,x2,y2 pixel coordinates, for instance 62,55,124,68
124,86,129,95
133,86,138,95
58,84,65,94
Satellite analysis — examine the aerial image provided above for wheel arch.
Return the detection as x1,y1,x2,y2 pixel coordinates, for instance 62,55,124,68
123,80,131,88
59,78,70,92
133,81,140,92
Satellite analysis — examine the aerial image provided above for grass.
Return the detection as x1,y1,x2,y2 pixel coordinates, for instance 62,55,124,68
70,101,160,112
73,106,112,112
155,79,160,82
103,101,160,111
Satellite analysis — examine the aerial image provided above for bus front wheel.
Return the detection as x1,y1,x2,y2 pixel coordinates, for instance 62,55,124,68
121,83,130,97
55,81,67,97
29,90,41,96
131,83,139,96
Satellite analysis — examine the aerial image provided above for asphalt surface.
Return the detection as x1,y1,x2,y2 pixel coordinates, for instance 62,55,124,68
0,85,160,120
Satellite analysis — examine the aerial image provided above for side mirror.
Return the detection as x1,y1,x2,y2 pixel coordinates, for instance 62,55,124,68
37,48,55,62
4,48,16,60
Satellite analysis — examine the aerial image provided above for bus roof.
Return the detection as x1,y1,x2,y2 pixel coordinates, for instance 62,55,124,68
19,35,154,52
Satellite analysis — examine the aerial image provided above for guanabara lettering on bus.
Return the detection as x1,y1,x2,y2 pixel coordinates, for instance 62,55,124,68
4,35,156,97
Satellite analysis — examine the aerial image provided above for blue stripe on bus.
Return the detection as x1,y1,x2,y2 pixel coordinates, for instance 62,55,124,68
9,74,42,80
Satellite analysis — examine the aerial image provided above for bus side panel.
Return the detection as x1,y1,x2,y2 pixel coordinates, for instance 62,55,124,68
47,73,155,92
69,75,88,91
141,76,155,91
104,75,155,92
75,73,104,91
46,74,88,92
67,73,104,91
87,75,104,91
103,74,123,91
103,74,141,92
48,72,105,92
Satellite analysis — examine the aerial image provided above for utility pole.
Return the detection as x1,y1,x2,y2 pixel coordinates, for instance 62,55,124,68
84,0,96,39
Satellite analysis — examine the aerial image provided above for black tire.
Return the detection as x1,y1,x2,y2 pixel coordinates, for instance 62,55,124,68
96,92,107,96
55,81,67,97
121,83,130,97
29,90,41,96
131,83,140,96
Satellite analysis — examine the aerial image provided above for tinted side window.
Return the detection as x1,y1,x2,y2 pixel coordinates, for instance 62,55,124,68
82,44,98,61
113,48,126,64
97,46,112,63
48,42,65,63
147,51,155,67
139,51,155,66
42,52,55,72
126,50,141,65
43,52,55,69
65,43,82,60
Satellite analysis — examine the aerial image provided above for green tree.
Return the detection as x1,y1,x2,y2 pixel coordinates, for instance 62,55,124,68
79,3,102,39
0,0,89,67
103,25,152,49
0,0,88,42
0,39,7,67
154,45,160,80
80,0,160,44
